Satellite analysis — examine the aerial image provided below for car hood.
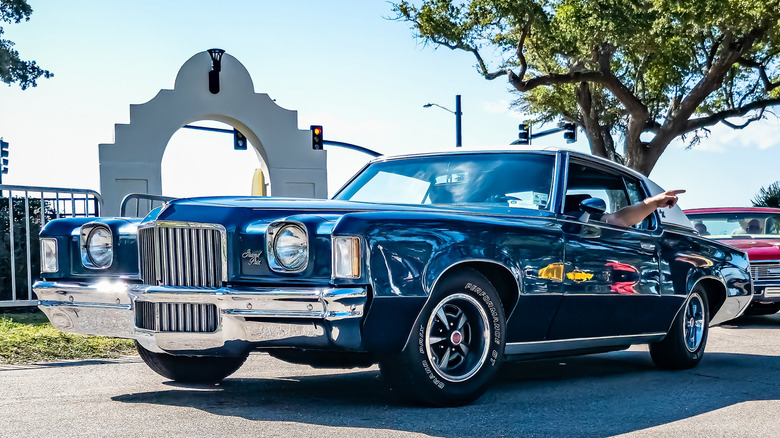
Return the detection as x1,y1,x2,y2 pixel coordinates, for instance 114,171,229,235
176,197,428,212
711,238,780,261
142,196,545,229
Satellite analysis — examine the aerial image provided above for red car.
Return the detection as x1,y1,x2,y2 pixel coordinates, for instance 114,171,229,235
685,207,780,315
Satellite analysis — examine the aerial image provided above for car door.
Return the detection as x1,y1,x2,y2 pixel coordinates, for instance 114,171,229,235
547,157,665,340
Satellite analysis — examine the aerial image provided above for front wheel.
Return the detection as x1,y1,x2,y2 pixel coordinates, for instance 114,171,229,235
379,269,506,407
136,342,248,383
650,289,709,370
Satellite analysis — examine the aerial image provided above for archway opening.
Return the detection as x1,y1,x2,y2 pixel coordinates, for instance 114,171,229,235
162,120,265,198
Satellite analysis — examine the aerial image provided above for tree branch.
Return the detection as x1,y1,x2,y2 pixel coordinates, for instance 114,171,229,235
651,31,759,153
738,56,780,92
683,98,780,133
705,34,724,72
514,19,532,82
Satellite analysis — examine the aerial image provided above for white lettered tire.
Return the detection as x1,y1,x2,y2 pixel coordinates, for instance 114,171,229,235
379,268,506,406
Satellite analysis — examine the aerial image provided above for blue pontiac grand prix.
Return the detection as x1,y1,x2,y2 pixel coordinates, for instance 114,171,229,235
34,148,752,406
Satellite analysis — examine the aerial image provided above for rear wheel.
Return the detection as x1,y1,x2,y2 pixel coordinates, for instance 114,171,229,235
136,342,248,383
379,269,505,407
650,289,709,370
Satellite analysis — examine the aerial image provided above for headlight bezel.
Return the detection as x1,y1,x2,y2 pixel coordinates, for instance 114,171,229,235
80,224,114,269
266,221,309,273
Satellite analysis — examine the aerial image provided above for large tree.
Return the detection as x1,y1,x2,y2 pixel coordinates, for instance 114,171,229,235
1,0,51,90
395,0,780,175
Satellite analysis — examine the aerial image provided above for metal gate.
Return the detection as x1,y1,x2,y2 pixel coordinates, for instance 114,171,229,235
1,185,102,307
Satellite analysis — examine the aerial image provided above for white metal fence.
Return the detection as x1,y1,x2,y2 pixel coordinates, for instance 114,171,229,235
1,185,102,307
120,193,174,217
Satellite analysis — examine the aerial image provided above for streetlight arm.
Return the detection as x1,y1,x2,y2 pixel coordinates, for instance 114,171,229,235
423,103,455,114
423,95,462,147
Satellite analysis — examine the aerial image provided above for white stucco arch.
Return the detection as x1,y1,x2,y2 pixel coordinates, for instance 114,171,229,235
99,50,327,216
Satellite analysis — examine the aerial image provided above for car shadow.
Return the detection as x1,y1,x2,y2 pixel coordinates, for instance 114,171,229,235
722,312,780,329
112,349,780,437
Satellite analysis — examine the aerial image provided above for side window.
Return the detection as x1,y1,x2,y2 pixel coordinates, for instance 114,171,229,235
624,177,654,230
564,161,652,230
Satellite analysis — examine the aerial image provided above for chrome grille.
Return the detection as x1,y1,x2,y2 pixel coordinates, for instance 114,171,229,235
750,261,780,282
135,301,218,332
138,223,226,288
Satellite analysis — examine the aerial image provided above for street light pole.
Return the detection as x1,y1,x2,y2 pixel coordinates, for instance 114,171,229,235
455,95,462,147
423,95,463,148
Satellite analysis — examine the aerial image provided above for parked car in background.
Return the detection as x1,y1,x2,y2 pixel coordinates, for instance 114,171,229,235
34,148,752,406
685,207,780,315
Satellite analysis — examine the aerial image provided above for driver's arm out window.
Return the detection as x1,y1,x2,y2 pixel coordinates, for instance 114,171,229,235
624,177,654,230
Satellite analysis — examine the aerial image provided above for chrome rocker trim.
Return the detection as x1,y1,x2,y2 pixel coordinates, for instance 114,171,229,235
505,333,667,356
34,281,367,356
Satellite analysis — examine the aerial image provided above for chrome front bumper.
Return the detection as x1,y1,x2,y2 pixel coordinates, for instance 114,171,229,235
34,281,367,356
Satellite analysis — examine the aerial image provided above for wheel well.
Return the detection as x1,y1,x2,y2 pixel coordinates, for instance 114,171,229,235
696,278,727,318
442,262,520,319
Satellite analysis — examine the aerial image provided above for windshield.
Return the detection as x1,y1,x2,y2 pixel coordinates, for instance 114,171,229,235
334,153,555,210
687,212,780,239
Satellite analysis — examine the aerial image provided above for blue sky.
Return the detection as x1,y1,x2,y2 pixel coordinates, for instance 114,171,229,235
1,1,778,208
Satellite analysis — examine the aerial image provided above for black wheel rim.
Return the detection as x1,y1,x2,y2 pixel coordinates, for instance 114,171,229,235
424,293,490,382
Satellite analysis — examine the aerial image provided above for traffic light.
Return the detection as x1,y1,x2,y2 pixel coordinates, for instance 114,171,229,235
233,129,247,150
518,121,532,145
311,125,324,150
0,139,8,183
561,122,577,143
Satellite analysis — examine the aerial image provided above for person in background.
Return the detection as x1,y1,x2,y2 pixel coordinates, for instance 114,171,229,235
746,219,762,234
694,221,710,236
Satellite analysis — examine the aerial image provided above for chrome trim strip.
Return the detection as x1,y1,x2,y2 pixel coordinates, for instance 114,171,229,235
221,230,228,283
505,333,667,355
558,151,570,215
39,300,132,310
224,309,325,318
426,258,523,299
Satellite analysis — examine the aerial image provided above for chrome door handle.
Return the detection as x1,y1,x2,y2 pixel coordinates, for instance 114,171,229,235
640,243,656,252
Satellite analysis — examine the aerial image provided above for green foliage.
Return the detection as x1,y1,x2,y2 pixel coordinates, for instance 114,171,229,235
752,181,780,208
0,0,52,89
0,197,57,301
395,0,780,174
0,314,136,364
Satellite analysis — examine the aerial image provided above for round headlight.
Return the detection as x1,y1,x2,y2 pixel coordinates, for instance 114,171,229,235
86,226,113,268
273,225,308,271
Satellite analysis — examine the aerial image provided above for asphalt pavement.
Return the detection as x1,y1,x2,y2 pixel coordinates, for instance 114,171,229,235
3,314,780,437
